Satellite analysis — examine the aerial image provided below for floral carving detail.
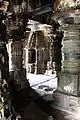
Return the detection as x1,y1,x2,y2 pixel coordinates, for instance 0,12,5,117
53,0,80,12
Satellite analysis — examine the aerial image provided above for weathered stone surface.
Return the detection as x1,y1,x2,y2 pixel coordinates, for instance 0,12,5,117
61,23,80,73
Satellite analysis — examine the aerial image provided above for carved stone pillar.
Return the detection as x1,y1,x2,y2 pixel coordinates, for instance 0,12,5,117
52,0,80,120
54,11,80,96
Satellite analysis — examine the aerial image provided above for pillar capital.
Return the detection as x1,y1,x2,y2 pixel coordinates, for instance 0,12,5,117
53,10,80,25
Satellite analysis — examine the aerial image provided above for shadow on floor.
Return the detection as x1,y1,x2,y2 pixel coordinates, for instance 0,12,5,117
8,81,54,120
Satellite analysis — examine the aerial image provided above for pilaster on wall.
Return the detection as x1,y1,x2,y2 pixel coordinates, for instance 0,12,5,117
49,20,63,73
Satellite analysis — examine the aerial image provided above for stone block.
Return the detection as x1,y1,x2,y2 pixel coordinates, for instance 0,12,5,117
57,72,80,96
